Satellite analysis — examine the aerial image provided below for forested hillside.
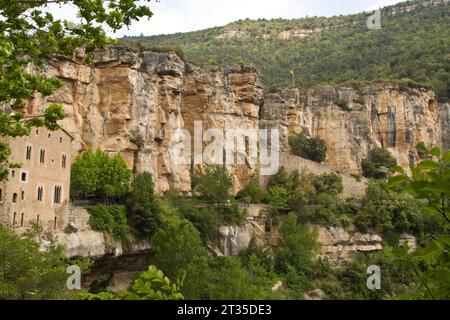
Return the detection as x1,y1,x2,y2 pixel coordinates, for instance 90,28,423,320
122,0,450,99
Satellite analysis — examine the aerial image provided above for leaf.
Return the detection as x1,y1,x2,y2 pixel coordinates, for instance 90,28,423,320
387,175,408,188
416,160,440,171
429,147,441,158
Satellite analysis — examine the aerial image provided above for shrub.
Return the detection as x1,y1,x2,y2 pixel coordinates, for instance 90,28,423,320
289,132,327,163
361,148,397,179
87,205,129,241
237,178,269,204
313,173,343,195
354,181,423,236
335,99,350,110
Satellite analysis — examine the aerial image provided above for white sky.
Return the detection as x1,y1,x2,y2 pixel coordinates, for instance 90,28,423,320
46,0,405,37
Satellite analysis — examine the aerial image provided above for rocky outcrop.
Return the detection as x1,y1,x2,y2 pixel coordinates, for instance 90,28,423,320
261,86,449,174
316,225,383,266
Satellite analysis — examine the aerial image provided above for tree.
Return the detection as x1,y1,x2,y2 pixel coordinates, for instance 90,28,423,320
191,164,232,205
151,220,209,299
0,225,85,299
81,266,183,300
126,172,161,238
0,1,154,182
362,148,397,179
70,149,132,200
275,213,319,274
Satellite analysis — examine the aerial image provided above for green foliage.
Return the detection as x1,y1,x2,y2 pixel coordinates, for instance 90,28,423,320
313,172,343,196
151,219,209,299
87,205,129,241
387,146,450,299
354,181,423,237
70,149,132,199
201,256,274,300
275,214,319,293
128,4,450,100
329,247,419,300
0,0,153,182
289,132,327,163
237,178,269,204
268,186,290,213
192,164,232,205
126,172,161,238
81,266,183,300
0,225,86,299
362,148,398,179
388,146,450,224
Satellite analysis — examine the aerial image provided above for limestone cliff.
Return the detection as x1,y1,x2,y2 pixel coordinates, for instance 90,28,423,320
18,46,450,191
25,45,261,194
261,86,449,174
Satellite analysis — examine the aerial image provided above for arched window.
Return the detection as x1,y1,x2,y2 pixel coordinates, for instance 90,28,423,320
13,212,16,226
54,217,57,230
21,191,24,200
20,213,24,227
12,193,17,203
36,215,40,226
21,172,27,182
0,188,2,201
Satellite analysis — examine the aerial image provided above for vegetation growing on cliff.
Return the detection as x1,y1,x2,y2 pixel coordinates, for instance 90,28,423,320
362,148,398,179
289,132,328,163
123,2,450,99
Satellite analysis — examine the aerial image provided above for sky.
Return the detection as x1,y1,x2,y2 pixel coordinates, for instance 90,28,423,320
47,0,406,37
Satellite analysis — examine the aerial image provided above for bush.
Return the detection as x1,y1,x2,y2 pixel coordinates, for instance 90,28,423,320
237,178,268,204
313,173,343,195
289,132,327,163
361,148,397,179
268,186,290,213
87,205,129,241
354,181,423,236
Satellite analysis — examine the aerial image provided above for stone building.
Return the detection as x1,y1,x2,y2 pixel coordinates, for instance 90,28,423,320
0,127,73,233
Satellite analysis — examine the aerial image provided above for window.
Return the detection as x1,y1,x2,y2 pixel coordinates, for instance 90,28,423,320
40,149,45,164
36,215,40,226
54,217,57,230
12,193,17,203
36,129,39,135
48,133,51,139
21,172,27,182
20,213,24,227
11,170,15,178
54,185,62,204
0,188,2,201
62,154,67,168
21,191,24,200
37,187,43,201
13,212,16,226
26,146,32,160
60,137,63,143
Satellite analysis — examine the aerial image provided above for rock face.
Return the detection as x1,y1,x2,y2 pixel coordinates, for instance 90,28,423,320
25,46,262,194
316,225,383,266
18,46,449,193
261,86,449,174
